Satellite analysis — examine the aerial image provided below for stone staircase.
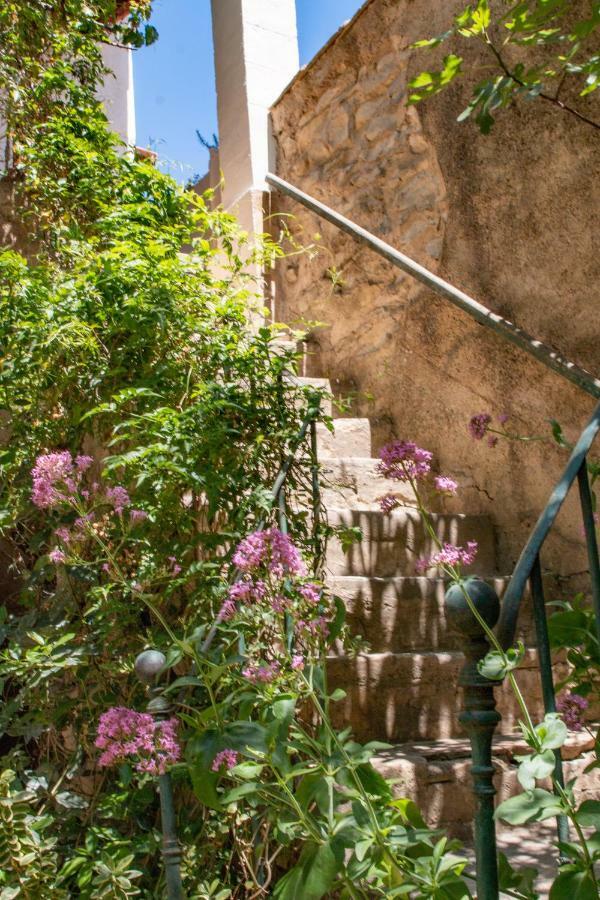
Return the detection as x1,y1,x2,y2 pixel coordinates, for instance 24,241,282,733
298,374,599,845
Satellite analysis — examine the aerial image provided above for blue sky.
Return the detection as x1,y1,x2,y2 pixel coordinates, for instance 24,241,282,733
134,0,365,182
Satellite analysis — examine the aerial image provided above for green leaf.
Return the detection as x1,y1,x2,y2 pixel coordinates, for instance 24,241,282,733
478,642,525,680
549,870,599,900
576,799,600,829
496,788,564,824
517,750,556,790
535,714,568,751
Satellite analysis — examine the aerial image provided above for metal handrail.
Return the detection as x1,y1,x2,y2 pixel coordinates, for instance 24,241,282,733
266,173,600,400
497,401,600,648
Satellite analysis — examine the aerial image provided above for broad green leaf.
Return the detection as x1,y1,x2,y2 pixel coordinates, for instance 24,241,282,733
549,870,599,900
496,788,564,824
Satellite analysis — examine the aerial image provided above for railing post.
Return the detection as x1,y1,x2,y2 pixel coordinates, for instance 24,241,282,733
135,650,185,900
445,578,501,900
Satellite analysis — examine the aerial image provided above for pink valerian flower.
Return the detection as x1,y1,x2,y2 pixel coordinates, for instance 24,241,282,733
379,494,401,514
106,485,130,514
232,528,307,578
270,595,287,613
211,749,239,772
228,578,267,604
242,660,281,684
130,509,148,523
74,513,94,531
557,693,589,731
168,556,182,576
377,441,433,482
49,548,67,564
297,616,330,639
217,599,237,621
55,527,71,543
291,654,305,671
31,451,78,509
95,707,180,776
434,476,458,495
75,455,94,471
416,541,478,574
469,413,492,441
299,583,321,605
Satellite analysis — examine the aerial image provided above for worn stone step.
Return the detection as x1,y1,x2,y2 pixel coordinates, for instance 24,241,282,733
320,456,415,506
373,732,599,839
327,575,535,652
288,375,333,417
325,506,496,577
316,420,372,459
326,648,550,743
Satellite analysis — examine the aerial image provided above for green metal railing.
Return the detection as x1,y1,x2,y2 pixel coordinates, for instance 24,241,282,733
135,390,323,899
265,172,600,899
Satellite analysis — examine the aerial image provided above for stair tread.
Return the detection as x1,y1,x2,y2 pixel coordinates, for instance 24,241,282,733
375,730,597,764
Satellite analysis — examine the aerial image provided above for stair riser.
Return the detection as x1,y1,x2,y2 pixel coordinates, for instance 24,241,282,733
326,510,496,577
374,752,600,838
320,458,414,506
328,576,535,652
327,651,555,742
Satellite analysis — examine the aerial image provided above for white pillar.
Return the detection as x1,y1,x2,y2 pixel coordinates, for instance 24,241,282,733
98,42,136,150
211,0,299,237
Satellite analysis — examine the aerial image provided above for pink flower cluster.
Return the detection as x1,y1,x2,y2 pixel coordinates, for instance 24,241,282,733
416,541,478,574
211,748,239,772
557,693,589,731
377,441,433,482
242,661,281,684
31,451,93,509
106,485,130,514
468,413,492,441
233,527,307,577
434,476,458,494
95,706,180,776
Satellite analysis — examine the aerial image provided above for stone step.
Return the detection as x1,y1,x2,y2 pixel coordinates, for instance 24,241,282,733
327,575,535,652
373,732,599,840
326,648,550,742
316,420,372,459
320,456,414,506
288,375,333,417
325,506,496,577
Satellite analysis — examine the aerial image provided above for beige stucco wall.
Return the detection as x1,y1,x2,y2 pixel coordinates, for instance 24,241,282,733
270,0,599,579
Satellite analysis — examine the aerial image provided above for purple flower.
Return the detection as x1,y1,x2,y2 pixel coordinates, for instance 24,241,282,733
377,441,433,482
291,654,305,671
487,435,498,449
49,548,67,564
232,528,306,578
55,527,71,543
242,661,281,684
416,541,478,573
299,583,321,605
434,476,458,495
130,509,148,523
228,578,266,604
217,599,237,621
379,494,401,514
106,486,130,514
469,413,492,441
75,455,94,471
95,707,180,775
31,451,78,509
557,693,589,731
211,749,239,772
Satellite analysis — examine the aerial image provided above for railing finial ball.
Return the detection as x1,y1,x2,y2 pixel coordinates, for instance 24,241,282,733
135,649,167,684
445,576,500,637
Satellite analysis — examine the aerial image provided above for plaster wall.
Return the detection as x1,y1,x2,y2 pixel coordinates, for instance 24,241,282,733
97,42,136,148
270,0,600,578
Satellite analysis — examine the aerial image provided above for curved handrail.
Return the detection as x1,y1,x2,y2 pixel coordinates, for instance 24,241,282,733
496,401,600,647
266,173,600,400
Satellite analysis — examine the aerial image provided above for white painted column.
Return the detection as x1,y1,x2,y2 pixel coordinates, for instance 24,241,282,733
210,0,299,238
98,42,136,150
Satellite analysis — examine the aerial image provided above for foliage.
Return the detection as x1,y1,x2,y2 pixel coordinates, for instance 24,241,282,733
376,438,600,897
409,0,600,132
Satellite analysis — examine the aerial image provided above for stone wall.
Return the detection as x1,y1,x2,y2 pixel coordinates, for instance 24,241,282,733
270,0,600,578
